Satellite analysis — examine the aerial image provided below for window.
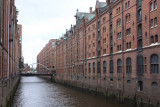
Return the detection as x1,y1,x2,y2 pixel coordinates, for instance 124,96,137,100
152,82,158,88
150,2,153,11
103,49,106,54
127,80,131,84
126,14,130,23
98,21,101,28
98,31,101,38
145,16,147,23
93,33,95,38
98,41,101,48
110,60,114,73
128,1,130,8
92,24,95,29
97,62,101,73
151,54,159,74
117,45,119,51
103,17,106,23
93,43,95,48
103,27,106,35
138,81,143,91
126,28,131,36
117,59,122,73
103,61,107,73
89,63,91,73
117,19,121,27
138,39,142,50
117,32,121,39
125,1,130,9
151,35,158,44
93,52,95,56
151,36,154,44
129,42,131,48
137,55,144,75
137,0,141,7
126,58,132,74
155,35,158,43
117,7,120,15
138,24,142,37
125,3,128,9
93,62,95,73
98,51,101,56
110,13,112,22
154,0,157,9
154,17,157,27
117,45,121,51
137,9,142,22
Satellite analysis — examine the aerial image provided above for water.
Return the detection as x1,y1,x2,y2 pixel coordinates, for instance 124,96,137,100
12,77,126,107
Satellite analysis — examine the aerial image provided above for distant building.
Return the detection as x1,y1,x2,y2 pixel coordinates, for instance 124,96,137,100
37,39,57,73
23,63,31,73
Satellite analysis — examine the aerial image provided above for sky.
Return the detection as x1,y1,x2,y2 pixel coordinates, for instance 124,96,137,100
15,0,106,65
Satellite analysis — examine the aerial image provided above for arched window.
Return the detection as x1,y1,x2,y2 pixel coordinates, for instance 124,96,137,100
117,59,122,73
137,55,144,75
151,54,159,74
126,13,131,23
126,57,132,74
117,19,121,27
103,26,106,35
103,61,107,73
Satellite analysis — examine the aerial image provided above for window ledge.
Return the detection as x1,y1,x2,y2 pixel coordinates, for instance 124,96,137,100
150,27,154,29
154,8,157,11
155,25,158,28
150,10,153,12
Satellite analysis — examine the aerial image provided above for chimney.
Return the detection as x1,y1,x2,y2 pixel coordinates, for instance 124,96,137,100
90,7,92,14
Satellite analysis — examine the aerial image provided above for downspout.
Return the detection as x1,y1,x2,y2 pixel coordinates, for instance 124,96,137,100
7,0,10,80
121,0,125,99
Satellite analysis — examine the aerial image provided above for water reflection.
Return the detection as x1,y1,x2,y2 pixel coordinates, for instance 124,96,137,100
12,77,126,107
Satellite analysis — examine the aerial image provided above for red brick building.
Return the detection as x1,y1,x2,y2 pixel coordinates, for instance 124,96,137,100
54,0,160,104
0,0,22,106
17,24,22,59
37,39,56,73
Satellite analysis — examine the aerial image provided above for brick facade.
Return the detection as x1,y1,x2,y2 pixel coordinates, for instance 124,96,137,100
0,0,22,106
37,39,56,73
54,0,160,104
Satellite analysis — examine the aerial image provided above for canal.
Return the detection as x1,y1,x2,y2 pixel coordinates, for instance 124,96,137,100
12,77,127,107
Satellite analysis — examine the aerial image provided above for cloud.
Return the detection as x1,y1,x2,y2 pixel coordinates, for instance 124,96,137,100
15,0,106,65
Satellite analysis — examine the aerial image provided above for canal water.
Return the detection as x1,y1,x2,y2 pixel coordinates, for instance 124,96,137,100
12,77,127,107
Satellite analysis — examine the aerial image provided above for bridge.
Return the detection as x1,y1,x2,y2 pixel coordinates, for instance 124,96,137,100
20,63,56,82
20,73,55,81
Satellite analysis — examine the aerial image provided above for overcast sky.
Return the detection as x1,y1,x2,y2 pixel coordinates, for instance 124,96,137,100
15,0,106,65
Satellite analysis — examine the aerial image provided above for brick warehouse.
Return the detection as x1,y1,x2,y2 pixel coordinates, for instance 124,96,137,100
37,39,57,73
0,0,22,106
52,0,160,105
